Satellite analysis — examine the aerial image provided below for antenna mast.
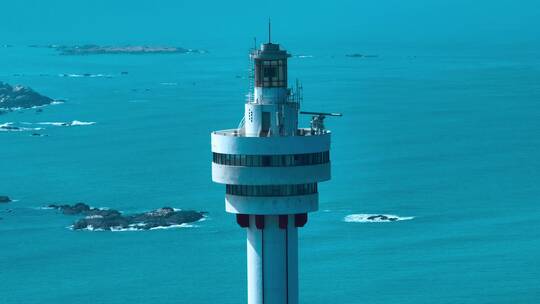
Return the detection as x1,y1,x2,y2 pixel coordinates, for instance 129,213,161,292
268,18,271,43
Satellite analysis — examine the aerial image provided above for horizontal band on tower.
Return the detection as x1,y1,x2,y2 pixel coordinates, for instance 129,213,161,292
225,193,318,215
213,151,329,167
212,162,330,185
226,183,318,196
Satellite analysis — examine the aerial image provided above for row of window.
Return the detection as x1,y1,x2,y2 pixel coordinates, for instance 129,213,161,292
213,151,330,167
226,183,318,197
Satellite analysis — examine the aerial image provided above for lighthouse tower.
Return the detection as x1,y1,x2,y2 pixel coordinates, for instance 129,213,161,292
211,34,337,304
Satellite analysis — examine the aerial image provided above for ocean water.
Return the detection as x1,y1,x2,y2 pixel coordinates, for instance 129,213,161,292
1,42,539,304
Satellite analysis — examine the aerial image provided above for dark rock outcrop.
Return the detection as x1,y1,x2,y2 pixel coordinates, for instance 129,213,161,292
31,133,48,137
0,124,20,131
49,203,205,231
49,202,91,214
0,196,11,203
366,215,398,221
346,54,378,58
0,82,55,110
50,45,207,55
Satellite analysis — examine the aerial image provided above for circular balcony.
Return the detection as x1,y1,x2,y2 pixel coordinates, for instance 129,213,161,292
211,128,330,155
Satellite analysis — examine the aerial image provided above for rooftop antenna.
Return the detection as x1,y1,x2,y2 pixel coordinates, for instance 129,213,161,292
268,18,271,43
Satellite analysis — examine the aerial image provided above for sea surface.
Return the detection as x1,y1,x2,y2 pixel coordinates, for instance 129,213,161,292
1,42,539,303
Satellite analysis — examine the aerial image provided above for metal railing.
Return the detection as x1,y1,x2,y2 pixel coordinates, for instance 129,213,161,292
213,128,329,137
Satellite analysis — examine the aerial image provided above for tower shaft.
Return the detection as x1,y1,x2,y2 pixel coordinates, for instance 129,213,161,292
247,215,298,304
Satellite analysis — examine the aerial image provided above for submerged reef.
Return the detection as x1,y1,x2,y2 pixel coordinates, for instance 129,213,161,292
44,45,207,55
366,215,398,221
0,196,11,203
345,53,379,58
0,82,56,111
344,214,414,223
49,203,206,231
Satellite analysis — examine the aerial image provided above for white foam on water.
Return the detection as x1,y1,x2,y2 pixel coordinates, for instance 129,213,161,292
37,120,96,127
106,223,197,232
65,211,206,232
70,120,96,126
110,226,141,232
89,74,112,78
60,74,83,78
69,225,105,231
344,214,414,223
159,82,178,86
36,122,66,126
59,74,112,78
0,122,43,132
149,223,196,230
34,206,54,210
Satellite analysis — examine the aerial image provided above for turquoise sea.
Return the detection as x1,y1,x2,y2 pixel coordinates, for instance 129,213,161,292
1,40,539,304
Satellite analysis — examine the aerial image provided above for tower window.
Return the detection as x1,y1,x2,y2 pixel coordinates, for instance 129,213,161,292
226,183,318,197
212,151,330,167
264,67,277,78
255,59,287,87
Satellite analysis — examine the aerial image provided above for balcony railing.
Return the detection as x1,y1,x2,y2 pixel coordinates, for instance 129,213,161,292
213,128,329,137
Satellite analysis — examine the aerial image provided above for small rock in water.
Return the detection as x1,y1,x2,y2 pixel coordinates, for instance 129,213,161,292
49,202,92,215
0,124,20,131
345,53,378,58
53,45,206,55
31,133,47,137
366,215,398,221
0,196,11,203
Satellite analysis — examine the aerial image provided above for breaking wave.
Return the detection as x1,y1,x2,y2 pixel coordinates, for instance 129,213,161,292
1,120,95,133
294,54,314,58
59,73,113,78
34,206,55,210
149,223,196,230
344,214,414,223
68,217,205,232
37,120,96,127
0,122,43,132
69,223,198,232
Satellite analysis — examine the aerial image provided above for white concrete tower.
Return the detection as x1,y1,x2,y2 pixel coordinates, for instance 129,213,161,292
211,35,337,304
